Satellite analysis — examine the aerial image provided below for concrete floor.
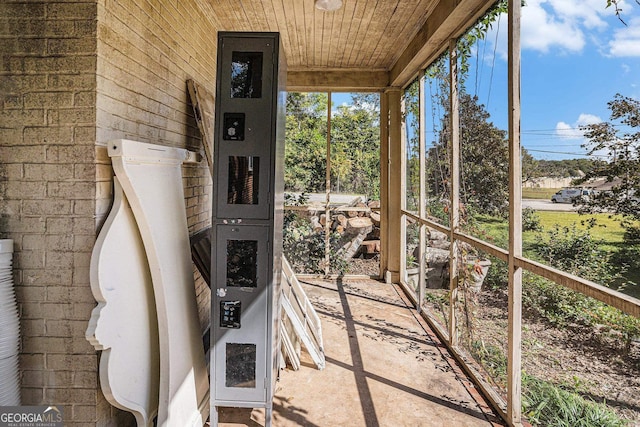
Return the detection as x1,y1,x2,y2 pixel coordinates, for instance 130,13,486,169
216,278,505,427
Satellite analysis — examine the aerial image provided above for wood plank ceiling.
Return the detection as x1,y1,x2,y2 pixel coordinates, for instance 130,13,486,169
199,0,496,90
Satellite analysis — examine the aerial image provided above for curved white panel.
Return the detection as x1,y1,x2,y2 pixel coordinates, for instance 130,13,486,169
108,140,209,427
0,239,21,406
86,178,159,426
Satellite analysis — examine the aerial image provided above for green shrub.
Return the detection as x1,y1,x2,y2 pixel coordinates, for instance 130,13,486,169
523,207,543,232
483,256,508,290
525,223,640,349
523,273,640,352
424,291,448,305
591,304,640,354
283,220,348,274
535,224,619,284
523,273,600,326
618,223,640,273
623,224,640,242
470,340,507,385
522,375,628,427
283,193,348,274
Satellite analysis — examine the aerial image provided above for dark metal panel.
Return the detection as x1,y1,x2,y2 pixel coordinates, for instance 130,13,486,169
211,32,286,425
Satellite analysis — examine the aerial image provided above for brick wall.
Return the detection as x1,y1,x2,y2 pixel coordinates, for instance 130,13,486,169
0,0,104,424
1,0,217,424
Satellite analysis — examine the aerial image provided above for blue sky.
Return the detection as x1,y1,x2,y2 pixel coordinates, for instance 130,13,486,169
335,0,640,161
466,0,640,160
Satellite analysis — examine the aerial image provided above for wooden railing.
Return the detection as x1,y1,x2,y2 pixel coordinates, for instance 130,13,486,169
399,207,640,425
402,210,640,318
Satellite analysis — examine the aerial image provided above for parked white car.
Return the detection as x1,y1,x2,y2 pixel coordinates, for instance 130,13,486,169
551,188,592,204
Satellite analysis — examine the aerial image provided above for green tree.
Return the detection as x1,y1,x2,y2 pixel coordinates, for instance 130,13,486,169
536,159,601,178
285,92,381,199
284,93,328,192
426,92,510,216
577,94,640,220
420,5,537,218
521,148,542,184
330,98,381,199
404,79,421,211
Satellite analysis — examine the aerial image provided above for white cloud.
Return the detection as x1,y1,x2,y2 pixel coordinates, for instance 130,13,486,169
519,0,639,54
549,0,610,29
555,121,579,139
474,0,639,61
555,113,602,139
521,0,585,53
552,113,604,157
576,113,601,126
608,17,640,56
484,1,590,60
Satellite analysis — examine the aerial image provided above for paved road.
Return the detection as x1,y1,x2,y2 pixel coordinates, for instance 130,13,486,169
522,198,577,212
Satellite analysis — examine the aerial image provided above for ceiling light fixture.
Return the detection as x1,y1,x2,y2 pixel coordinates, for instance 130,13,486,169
315,0,343,12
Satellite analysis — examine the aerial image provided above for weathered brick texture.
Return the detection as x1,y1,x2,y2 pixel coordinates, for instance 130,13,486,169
2,0,217,425
1,0,101,424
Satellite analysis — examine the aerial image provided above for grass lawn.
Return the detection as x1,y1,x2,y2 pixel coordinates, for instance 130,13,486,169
534,212,627,252
473,212,628,250
473,211,640,298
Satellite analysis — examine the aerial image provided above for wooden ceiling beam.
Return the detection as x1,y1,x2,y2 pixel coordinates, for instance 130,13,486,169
389,0,495,88
287,69,389,92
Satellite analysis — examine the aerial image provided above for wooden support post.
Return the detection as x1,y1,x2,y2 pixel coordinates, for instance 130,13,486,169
448,40,460,347
325,92,332,276
507,0,523,425
380,91,389,278
400,92,408,286
386,89,403,283
418,71,427,312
